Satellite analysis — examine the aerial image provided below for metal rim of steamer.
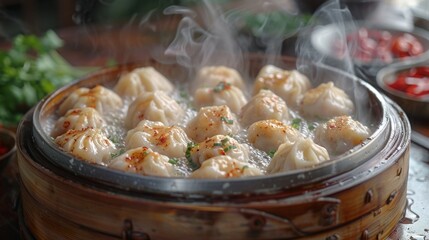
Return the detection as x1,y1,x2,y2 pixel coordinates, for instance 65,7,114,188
30,60,393,197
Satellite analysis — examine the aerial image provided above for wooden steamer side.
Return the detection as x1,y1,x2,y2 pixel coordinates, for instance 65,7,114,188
17,106,410,239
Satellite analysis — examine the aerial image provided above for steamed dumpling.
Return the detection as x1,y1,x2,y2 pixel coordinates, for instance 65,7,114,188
255,65,283,79
248,119,303,153
58,85,123,116
125,120,190,158
239,90,289,127
109,147,176,177
300,82,354,119
51,107,106,137
194,66,245,90
267,138,330,173
190,156,262,179
125,91,184,129
55,127,116,164
314,115,371,155
188,135,249,166
253,69,311,108
114,67,174,99
186,105,241,142
193,81,247,114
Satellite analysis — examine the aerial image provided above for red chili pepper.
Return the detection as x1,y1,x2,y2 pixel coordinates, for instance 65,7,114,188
415,66,429,76
391,34,424,58
405,84,429,97
388,74,408,91
388,67,429,97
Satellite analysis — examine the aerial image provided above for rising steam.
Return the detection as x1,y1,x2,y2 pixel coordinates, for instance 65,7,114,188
295,0,356,77
157,0,310,84
162,1,247,78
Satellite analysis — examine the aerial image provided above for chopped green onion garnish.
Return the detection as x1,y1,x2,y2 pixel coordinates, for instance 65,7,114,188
291,118,302,130
213,81,231,92
110,149,125,159
241,165,249,172
224,145,237,152
168,158,179,165
185,142,199,171
180,90,189,99
220,116,234,124
268,150,276,158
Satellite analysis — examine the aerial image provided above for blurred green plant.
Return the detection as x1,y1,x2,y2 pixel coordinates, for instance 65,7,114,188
242,11,312,38
0,30,90,127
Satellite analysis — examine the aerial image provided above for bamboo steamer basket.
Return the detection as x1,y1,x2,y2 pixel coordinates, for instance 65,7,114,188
16,57,411,239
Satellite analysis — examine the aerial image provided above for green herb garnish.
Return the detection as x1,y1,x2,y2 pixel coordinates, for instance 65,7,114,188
291,118,302,130
220,116,234,124
108,135,121,144
185,142,197,160
221,138,229,145
213,142,223,147
308,124,315,131
268,150,276,158
213,81,231,93
168,158,179,165
110,149,125,159
179,90,189,99
224,145,237,152
241,165,249,173
185,142,199,170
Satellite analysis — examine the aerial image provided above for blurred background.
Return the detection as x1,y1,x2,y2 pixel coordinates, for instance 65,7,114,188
1,0,426,36
0,0,243,37
1,0,427,59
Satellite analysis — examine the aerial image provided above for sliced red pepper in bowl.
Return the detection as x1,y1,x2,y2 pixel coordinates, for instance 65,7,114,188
387,67,429,98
